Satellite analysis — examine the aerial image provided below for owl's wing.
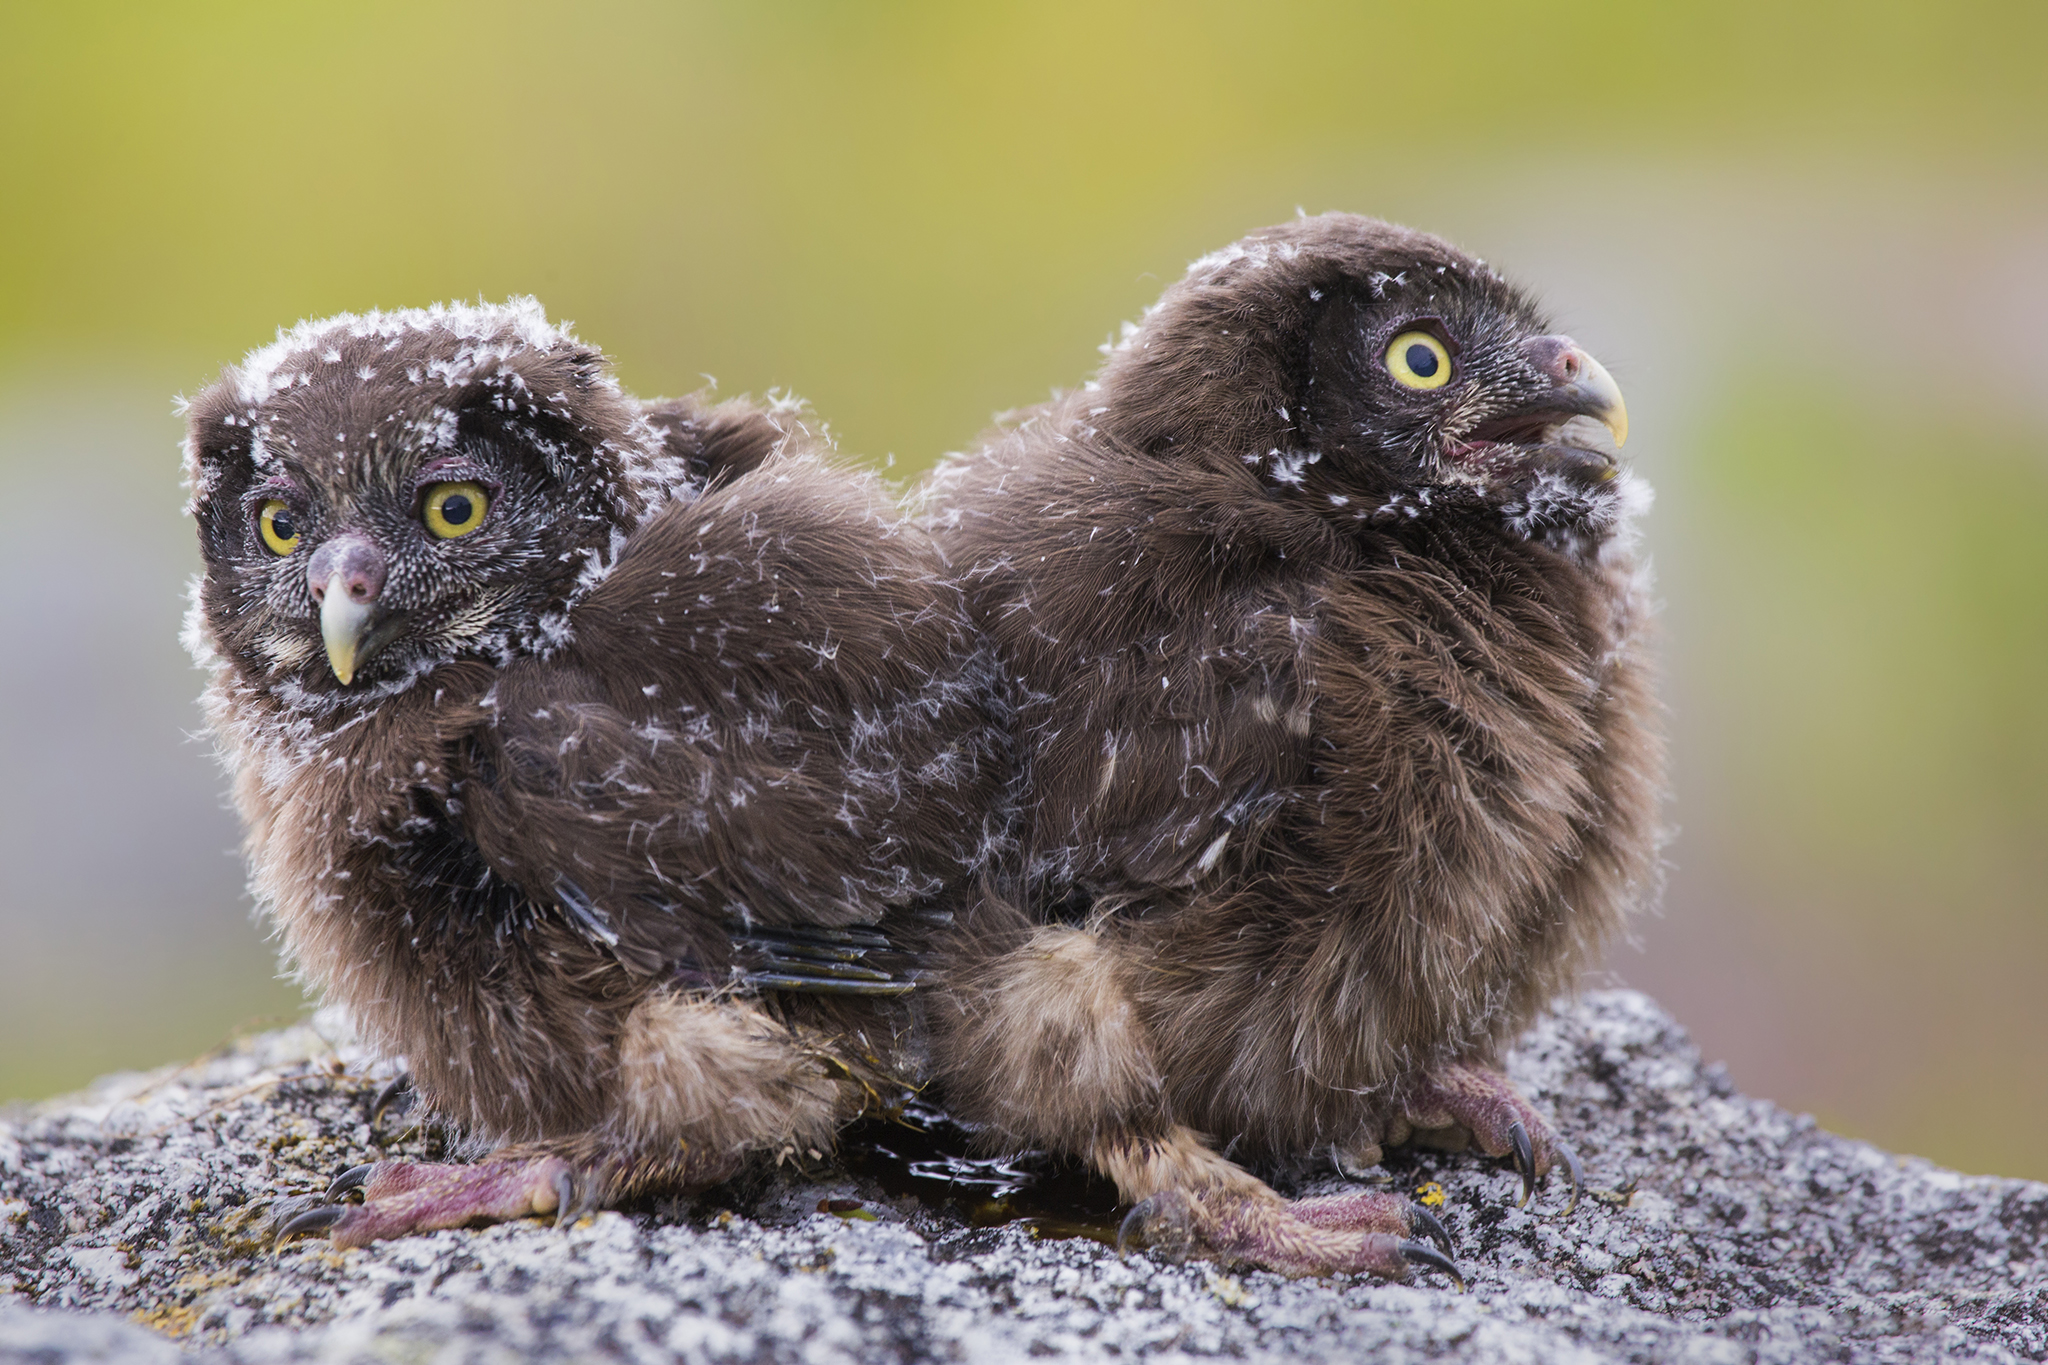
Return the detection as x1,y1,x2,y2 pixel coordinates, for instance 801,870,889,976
452,454,1001,995
454,669,939,995
554,877,924,997
941,421,1323,898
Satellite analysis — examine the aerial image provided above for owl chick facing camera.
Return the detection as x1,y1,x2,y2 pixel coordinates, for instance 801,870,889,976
181,300,1011,1247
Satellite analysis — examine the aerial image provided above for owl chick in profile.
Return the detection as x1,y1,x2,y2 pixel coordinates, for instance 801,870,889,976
926,213,1663,1282
183,300,1008,1246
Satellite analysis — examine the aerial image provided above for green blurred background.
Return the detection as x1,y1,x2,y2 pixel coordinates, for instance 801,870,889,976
2,2,2043,1180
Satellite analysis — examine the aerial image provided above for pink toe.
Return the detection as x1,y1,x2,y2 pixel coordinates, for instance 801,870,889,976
329,1157,577,1248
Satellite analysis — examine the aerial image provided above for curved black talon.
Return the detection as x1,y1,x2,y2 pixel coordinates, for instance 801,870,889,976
1116,1199,1155,1255
1398,1238,1465,1293
276,1204,348,1242
1554,1139,1583,1217
1508,1121,1536,1209
553,1168,579,1229
1408,1202,1455,1257
553,1167,601,1229
370,1073,414,1126
326,1163,375,1202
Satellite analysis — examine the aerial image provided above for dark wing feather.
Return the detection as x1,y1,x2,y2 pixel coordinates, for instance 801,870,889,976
454,450,1006,987
552,875,926,996
729,921,922,997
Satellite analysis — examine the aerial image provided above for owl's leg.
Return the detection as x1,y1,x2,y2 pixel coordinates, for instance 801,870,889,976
1401,1061,1581,1214
936,924,1456,1283
281,994,849,1248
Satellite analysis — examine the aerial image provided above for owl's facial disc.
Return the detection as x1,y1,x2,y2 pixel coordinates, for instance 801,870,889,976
307,535,405,685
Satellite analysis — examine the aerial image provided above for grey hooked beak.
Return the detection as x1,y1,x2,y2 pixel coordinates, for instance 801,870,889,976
1521,335,1628,448
320,572,375,685
1565,349,1628,448
307,534,392,686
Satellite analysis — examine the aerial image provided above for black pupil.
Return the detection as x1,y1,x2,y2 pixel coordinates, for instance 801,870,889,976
1405,342,1440,378
269,509,295,542
441,493,474,525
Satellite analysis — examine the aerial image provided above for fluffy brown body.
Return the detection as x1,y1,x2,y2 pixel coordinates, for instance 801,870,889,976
925,214,1664,1278
184,303,1008,1244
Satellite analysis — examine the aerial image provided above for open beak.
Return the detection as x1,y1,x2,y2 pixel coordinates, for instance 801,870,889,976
1521,334,1627,448
320,572,375,685
1447,336,1630,483
1560,348,1627,448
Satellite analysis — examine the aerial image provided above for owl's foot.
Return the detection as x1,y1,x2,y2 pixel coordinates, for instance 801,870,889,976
1402,1062,1581,1214
275,1156,597,1249
1098,1127,1460,1285
1292,1186,1455,1257
1117,1185,1460,1286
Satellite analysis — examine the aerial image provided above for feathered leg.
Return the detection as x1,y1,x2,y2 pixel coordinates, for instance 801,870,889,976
933,919,1457,1283
282,994,855,1248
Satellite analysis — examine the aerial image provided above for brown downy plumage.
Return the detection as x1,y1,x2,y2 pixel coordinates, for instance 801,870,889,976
924,213,1664,1282
183,300,1010,1246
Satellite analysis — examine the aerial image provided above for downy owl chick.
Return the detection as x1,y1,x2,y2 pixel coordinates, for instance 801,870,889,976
184,300,1009,1245
926,214,1662,1281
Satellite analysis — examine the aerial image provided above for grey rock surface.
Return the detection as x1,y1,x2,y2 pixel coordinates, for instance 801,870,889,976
2,990,2042,1364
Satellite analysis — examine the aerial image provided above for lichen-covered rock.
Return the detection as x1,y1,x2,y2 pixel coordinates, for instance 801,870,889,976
2,991,2042,1364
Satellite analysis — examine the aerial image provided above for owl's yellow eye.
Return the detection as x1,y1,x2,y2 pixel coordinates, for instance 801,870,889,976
1385,330,1453,390
422,481,490,539
257,499,300,555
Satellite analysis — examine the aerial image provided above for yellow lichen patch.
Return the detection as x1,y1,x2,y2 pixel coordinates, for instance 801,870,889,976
1205,1272,1254,1308
1414,1181,1446,1209
131,1301,202,1340
208,1203,280,1259
130,1267,250,1340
